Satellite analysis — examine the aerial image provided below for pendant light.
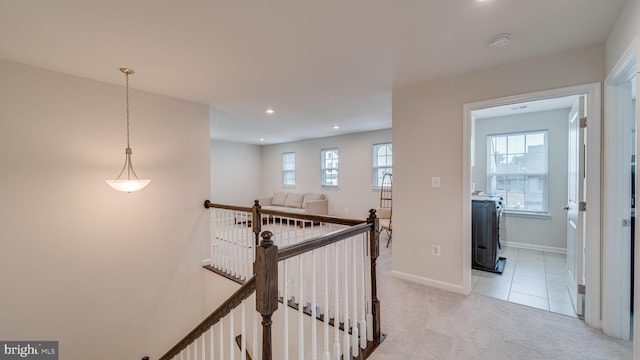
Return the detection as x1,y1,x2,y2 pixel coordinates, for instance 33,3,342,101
105,68,151,192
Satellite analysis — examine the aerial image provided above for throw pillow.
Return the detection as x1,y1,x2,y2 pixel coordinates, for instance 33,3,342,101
272,192,288,206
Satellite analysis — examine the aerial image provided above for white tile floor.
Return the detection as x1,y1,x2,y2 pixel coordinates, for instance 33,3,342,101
471,246,578,317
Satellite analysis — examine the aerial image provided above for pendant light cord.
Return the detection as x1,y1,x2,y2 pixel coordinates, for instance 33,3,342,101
125,71,131,149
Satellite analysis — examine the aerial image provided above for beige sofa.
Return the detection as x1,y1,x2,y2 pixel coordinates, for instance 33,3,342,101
259,192,328,216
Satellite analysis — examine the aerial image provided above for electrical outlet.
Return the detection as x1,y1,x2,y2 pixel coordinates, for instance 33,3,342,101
432,245,441,256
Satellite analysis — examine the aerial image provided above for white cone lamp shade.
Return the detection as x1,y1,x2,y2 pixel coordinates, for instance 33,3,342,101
106,68,151,193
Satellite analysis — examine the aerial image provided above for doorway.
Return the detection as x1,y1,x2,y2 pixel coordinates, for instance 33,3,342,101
469,95,581,317
462,83,602,328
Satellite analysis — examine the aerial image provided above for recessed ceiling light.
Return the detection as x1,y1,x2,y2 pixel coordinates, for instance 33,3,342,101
259,138,265,141
333,125,340,130
265,108,275,115
489,33,511,48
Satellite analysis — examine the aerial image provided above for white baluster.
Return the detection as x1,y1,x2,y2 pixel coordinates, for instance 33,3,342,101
283,258,289,360
245,212,251,280
222,212,228,273
366,234,373,342
333,242,341,360
323,246,330,360
359,234,367,349
312,250,317,360
202,333,205,360
187,342,191,360
210,325,215,360
213,210,218,270
253,310,258,360
194,338,198,360
210,209,214,268
343,240,350,358
230,310,235,360
241,301,246,360
219,318,224,360
233,212,238,278
351,237,359,357
298,253,304,360
233,211,238,279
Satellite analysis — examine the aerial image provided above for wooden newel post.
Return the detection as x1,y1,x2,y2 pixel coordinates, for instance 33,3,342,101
252,200,262,246
255,230,278,360
367,209,381,343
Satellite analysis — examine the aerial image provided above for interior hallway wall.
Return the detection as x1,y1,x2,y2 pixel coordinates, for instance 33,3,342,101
0,59,211,359
210,140,262,205
392,44,604,292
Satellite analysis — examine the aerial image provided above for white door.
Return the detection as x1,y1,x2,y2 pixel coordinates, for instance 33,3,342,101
566,96,586,316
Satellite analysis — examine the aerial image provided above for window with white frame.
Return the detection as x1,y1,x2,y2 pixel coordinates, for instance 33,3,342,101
372,143,392,187
321,148,339,187
487,131,548,213
282,152,295,187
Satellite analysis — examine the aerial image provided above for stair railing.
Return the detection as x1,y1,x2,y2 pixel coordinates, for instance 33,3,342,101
204,200,368,284
255,209,381,360
159,202,381,359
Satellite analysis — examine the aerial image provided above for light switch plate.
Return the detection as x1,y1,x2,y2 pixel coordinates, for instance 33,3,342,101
431,176,441,188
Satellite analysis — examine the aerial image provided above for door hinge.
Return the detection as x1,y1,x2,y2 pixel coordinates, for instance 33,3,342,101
623,219,632,227
580,117,587,128
579,202,587,211
578,284,586,295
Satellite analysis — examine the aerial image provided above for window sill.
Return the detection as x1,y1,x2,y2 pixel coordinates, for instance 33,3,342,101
321,186,340,191
282,185,296,189
503,211,551,220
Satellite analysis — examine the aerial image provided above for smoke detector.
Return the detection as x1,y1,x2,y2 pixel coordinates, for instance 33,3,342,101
489,33,511,48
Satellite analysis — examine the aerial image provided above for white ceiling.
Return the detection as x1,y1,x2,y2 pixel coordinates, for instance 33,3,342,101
0,0,627,144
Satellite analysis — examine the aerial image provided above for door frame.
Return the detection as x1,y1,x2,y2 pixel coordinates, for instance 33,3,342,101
462,82,602,329
603,38,637,340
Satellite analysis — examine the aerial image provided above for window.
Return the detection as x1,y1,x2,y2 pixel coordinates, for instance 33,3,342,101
373,143,392,187
487,131,548,213
282,152,295,187
321,148,339,187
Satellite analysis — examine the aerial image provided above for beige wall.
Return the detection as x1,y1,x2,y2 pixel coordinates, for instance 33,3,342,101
606,0,640,74
0,60,213,359
392,45,605,291
473,109,570,251
211,140,262,205
260,129,392,218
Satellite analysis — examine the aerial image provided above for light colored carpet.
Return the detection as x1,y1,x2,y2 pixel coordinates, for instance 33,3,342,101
369,240,633,360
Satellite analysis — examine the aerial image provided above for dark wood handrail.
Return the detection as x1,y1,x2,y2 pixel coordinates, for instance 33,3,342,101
159,276,257,360
204,199,365,226
204,200,253,213
277,222,373,262
259,208,365,226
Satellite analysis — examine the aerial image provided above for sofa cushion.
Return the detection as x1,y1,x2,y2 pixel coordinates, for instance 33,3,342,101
302,193,324,209
261,205,307,214
284,192,305,208
272,192,288,206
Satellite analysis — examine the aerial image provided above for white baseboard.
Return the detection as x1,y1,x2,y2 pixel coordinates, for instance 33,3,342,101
503,241,567,254
202,258,211,266
391,270,466,295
